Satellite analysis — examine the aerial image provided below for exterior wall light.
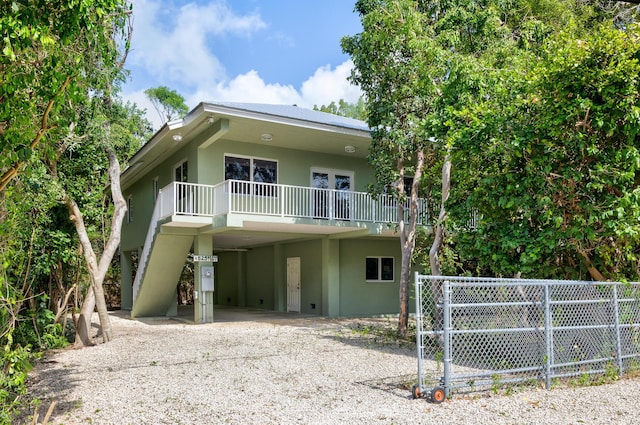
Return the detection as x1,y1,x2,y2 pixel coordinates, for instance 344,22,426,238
344,145,356,153
172,134,183,142
261,133,273,142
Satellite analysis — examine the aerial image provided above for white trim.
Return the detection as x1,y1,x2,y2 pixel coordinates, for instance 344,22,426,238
174,159,189,182
224,153,279,184
201,103,370,136
310,167,354,190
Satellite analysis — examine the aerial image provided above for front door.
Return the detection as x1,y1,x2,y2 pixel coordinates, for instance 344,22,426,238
311,169,353,219
287,257,301,313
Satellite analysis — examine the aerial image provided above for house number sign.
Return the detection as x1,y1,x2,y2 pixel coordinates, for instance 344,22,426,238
191,255,218,262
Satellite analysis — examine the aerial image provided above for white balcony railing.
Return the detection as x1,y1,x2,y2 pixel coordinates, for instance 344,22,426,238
159,180,430,225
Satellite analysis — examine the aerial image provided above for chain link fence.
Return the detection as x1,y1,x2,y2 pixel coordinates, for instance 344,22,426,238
413,274,640,401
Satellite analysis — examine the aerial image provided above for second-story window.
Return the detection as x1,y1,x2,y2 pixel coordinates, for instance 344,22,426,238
225,155,277,196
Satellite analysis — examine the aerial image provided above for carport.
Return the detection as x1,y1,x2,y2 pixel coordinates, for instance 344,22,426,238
171,304,319,324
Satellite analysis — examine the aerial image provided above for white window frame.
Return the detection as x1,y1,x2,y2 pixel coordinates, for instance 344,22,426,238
174,159,188,183
365,256,395,282
224,154,279,197
224,154,278,184
309,167,354,190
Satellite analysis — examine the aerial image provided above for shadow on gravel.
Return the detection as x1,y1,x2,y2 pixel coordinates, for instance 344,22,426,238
21,357,85,423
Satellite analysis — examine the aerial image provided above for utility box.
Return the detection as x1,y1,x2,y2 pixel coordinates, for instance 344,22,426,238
201,265,214,292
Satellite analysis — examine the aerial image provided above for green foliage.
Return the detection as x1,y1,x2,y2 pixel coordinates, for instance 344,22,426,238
13,295,67,350
0,342,33,425
0,0,132,188
313,98,367,120
345,0,640,281
343,0,448,195
1,1,149,422
449,22,640,280
0,271,34,425
144,86,189,125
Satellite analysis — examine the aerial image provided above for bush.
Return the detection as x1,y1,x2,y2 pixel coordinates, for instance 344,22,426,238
0,338,33,425
1,292,68,424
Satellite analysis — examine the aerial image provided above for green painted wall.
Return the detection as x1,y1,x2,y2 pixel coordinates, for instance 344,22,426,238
122,134,419,319
215,251,239,306
197,139,373,191
121,141,199,251
122,137,374,253
211,237,417,317
283,240,323,314
339,238,406,316
120,176,155,251
246,246,275,309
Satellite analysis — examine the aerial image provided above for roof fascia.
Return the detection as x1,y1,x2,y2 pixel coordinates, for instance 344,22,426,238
200,103,371,139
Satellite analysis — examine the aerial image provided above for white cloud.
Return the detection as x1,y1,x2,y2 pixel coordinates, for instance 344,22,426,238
123,60,363,131
209,70,302,105
122,1,362,130
128,0,266,89
189,60,361,111
298,60,361,108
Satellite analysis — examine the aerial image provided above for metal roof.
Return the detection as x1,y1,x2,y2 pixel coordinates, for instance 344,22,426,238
203,101,369,132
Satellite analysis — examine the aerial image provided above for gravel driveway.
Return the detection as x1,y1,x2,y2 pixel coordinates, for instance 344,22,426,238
27,310,640,424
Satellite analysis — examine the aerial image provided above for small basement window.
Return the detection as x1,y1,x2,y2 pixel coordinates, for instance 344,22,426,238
366,257,394,282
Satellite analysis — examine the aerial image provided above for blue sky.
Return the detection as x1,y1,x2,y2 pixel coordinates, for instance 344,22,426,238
122,0,363,129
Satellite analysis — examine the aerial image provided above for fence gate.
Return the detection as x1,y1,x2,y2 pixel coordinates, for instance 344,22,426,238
414,274,640,402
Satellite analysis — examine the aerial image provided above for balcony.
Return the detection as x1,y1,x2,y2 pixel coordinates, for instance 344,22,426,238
155,181,429,226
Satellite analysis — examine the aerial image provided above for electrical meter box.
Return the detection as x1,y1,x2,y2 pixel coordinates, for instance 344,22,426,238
200,266,214,292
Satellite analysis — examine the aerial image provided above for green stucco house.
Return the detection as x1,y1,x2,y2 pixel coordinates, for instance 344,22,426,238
119,102,426,322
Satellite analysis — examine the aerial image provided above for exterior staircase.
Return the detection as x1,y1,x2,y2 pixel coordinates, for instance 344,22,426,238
131,196,193,317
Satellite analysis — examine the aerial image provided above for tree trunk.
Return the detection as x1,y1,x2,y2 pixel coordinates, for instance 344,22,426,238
577,248,607,281
429,153,451,277
75,286,95,347
69,150,127,346
429,154,451,333
397,148,426,338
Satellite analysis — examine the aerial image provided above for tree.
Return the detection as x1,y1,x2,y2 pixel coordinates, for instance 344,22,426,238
48,98,149,346
343,0,450,337
1,0,141,347
144,86,189,125
0,0,132,191
450,21,640,281
341,0,628,335
313,98,367,120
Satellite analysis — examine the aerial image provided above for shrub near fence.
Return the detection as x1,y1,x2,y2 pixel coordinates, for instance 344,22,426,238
413,275,640,400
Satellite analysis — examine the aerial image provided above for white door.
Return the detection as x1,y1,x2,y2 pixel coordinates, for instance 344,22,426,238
287,257,301,313
311,169,353,219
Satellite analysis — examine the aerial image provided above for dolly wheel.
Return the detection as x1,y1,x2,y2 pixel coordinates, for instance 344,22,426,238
431,387,446,403
411,384,422,399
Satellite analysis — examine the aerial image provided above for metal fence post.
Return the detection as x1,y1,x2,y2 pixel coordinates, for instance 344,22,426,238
544,283,553,389
612,284,624,374
414,272,424,392
443,279,451,396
